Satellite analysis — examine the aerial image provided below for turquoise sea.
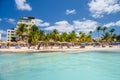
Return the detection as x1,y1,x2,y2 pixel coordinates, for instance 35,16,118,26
0,50,120,80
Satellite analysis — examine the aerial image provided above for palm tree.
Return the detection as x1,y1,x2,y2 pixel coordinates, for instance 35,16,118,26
102,26,108,36
31,31,40,45
50,29,59,42
79,32,87,42
96,26,101,38
89,31,92,35
89,31,92,36
102,32,112,42
44,33,50,42
110,28,115,35
79,31,83,35
43,33,51,49
86,35,92,42
39,30,45,41
116,35,120,42
68,31,76,42
16,23,28,41
27,25,40,45
112,34,117,41
60,32,67,42
53,29,59,34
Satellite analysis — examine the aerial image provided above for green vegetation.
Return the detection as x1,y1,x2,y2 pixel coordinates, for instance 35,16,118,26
16,24,28,40
16,24,120,46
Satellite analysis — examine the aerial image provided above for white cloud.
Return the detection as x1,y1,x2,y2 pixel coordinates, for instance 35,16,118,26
0,18,16,24
104,20,120,27
0,18,2,21
0,30,7,41
15,0,32,11
88,0,120,18
45,20,99,34
116,20,120,26
104,22,115,27
1,37,7,41
7,18,16,24
73,20,99,33
65,9,76,15
45,20,74,33
35,19,50,27
82,17,86,20
0,30,6,35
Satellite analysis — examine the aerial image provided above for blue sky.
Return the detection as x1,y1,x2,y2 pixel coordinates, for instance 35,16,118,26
0,0,120,39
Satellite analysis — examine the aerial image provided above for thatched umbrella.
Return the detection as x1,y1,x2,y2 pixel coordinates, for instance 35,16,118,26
17,41,26,45
22,32,28,36
9,42,17,45
1,42,8,45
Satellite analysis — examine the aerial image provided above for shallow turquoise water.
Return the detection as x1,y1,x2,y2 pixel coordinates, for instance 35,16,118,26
0,50,120,80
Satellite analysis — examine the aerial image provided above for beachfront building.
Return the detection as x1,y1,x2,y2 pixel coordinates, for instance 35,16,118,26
7,28,17,42
6,17,36,42
16,17,35,30
16,17,36,41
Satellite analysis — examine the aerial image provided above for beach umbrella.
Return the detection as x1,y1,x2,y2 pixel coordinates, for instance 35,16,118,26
22,32,28,36
17,41,26,45
9,42,16,45
1,42,8,45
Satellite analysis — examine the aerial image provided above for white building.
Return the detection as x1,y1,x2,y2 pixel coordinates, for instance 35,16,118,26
17,17,35,30
7,17,36,42
7,28,17,42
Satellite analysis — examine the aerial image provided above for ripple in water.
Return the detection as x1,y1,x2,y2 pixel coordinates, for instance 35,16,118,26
0,50,120,80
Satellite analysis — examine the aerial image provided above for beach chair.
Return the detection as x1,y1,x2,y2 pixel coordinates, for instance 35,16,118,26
15,46,21,49
80,43,85,48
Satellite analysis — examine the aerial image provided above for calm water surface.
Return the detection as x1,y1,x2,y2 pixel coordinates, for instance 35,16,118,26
0,50,120,80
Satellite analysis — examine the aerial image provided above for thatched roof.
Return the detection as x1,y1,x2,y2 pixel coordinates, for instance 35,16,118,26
17,41,26,44
22,32,28,36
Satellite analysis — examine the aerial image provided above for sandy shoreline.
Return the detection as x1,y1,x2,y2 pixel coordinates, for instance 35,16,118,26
0,46,120,53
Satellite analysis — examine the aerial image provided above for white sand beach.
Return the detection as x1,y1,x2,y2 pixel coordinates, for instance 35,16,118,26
0,46,120,53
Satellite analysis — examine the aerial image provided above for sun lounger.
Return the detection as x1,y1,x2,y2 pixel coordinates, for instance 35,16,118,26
15,46,21,49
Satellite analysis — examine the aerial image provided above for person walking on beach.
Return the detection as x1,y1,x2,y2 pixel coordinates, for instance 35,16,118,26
7,43,9,48
37,43,41,50
0,43,1,48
